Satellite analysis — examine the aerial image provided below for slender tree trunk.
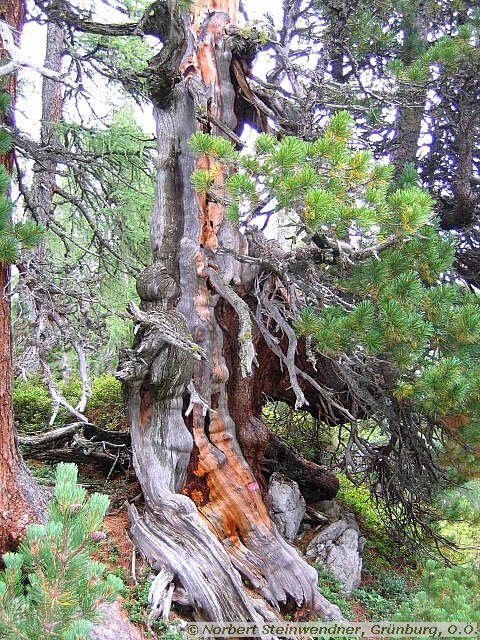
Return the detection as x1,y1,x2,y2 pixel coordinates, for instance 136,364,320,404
0,262,46,553
31,20,64,233
441,98,476,230
391,0,428,182
0,0,47,554
119,0,342,621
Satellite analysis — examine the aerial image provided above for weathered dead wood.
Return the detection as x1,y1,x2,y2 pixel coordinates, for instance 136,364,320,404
208,268,257,376
127,301,208,361
120,303,264,620
18,422,131,472
262,432,339,503
17,422,130,446
128,501,261,621
147,566,175,625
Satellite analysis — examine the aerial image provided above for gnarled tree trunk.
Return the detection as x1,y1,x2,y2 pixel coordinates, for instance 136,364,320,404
117,0,342,622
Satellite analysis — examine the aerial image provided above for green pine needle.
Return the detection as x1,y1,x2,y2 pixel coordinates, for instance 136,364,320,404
0,167,10,195
0,463,122,639
189,131,215,156
14,220,45,249
0,235,20,264
190,169,214,194
254,133,276,154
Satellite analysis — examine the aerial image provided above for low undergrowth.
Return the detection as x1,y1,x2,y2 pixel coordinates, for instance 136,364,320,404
322,476,480,623
26,462,185,637
393,560,480,624
315,550,480,624
314,552,414,622
18,438,480,632
336,474,413,570
13,374,126,432
121,576,184,639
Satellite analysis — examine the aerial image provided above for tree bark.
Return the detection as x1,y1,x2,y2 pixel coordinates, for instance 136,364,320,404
390,0,428,182
0,0,47,556
0,262,47,554
31,20,63,231
118,0,342,622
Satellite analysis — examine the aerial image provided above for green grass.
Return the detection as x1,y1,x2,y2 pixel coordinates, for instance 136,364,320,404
123,576,184,638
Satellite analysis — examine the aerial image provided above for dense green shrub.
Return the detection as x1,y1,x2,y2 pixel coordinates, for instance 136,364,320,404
379,570,409,601
353,587,395,619
0,463,122,639
85,374,125,431
393,560,480,623
12,379,53,432
13,375,126,432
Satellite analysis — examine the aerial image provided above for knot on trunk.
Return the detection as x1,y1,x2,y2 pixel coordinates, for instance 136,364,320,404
136,262,179,308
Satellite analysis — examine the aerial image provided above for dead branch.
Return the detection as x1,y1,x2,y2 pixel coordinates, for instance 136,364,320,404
18,421,131,472
208,268,257,376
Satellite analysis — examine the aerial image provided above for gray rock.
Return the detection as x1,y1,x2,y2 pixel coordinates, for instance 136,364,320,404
268,472,306,543
358,536,367,553
90,602,144,640
312,499,341,521
306,517,364,594
306,519,348,548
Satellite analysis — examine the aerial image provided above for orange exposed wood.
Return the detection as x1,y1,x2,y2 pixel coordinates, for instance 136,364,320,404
191,0,237,34
124,0,343,618
139,391,153,431
180,0,292,591
186,12,234,253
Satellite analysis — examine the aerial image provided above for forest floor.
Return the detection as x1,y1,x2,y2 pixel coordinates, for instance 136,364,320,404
26,460,480,638
27,460,417,638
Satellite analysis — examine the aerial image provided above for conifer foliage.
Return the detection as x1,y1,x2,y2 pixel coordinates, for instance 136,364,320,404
190,112,480,419
0,463,122,640
0,90,44,264
191,112,480,540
